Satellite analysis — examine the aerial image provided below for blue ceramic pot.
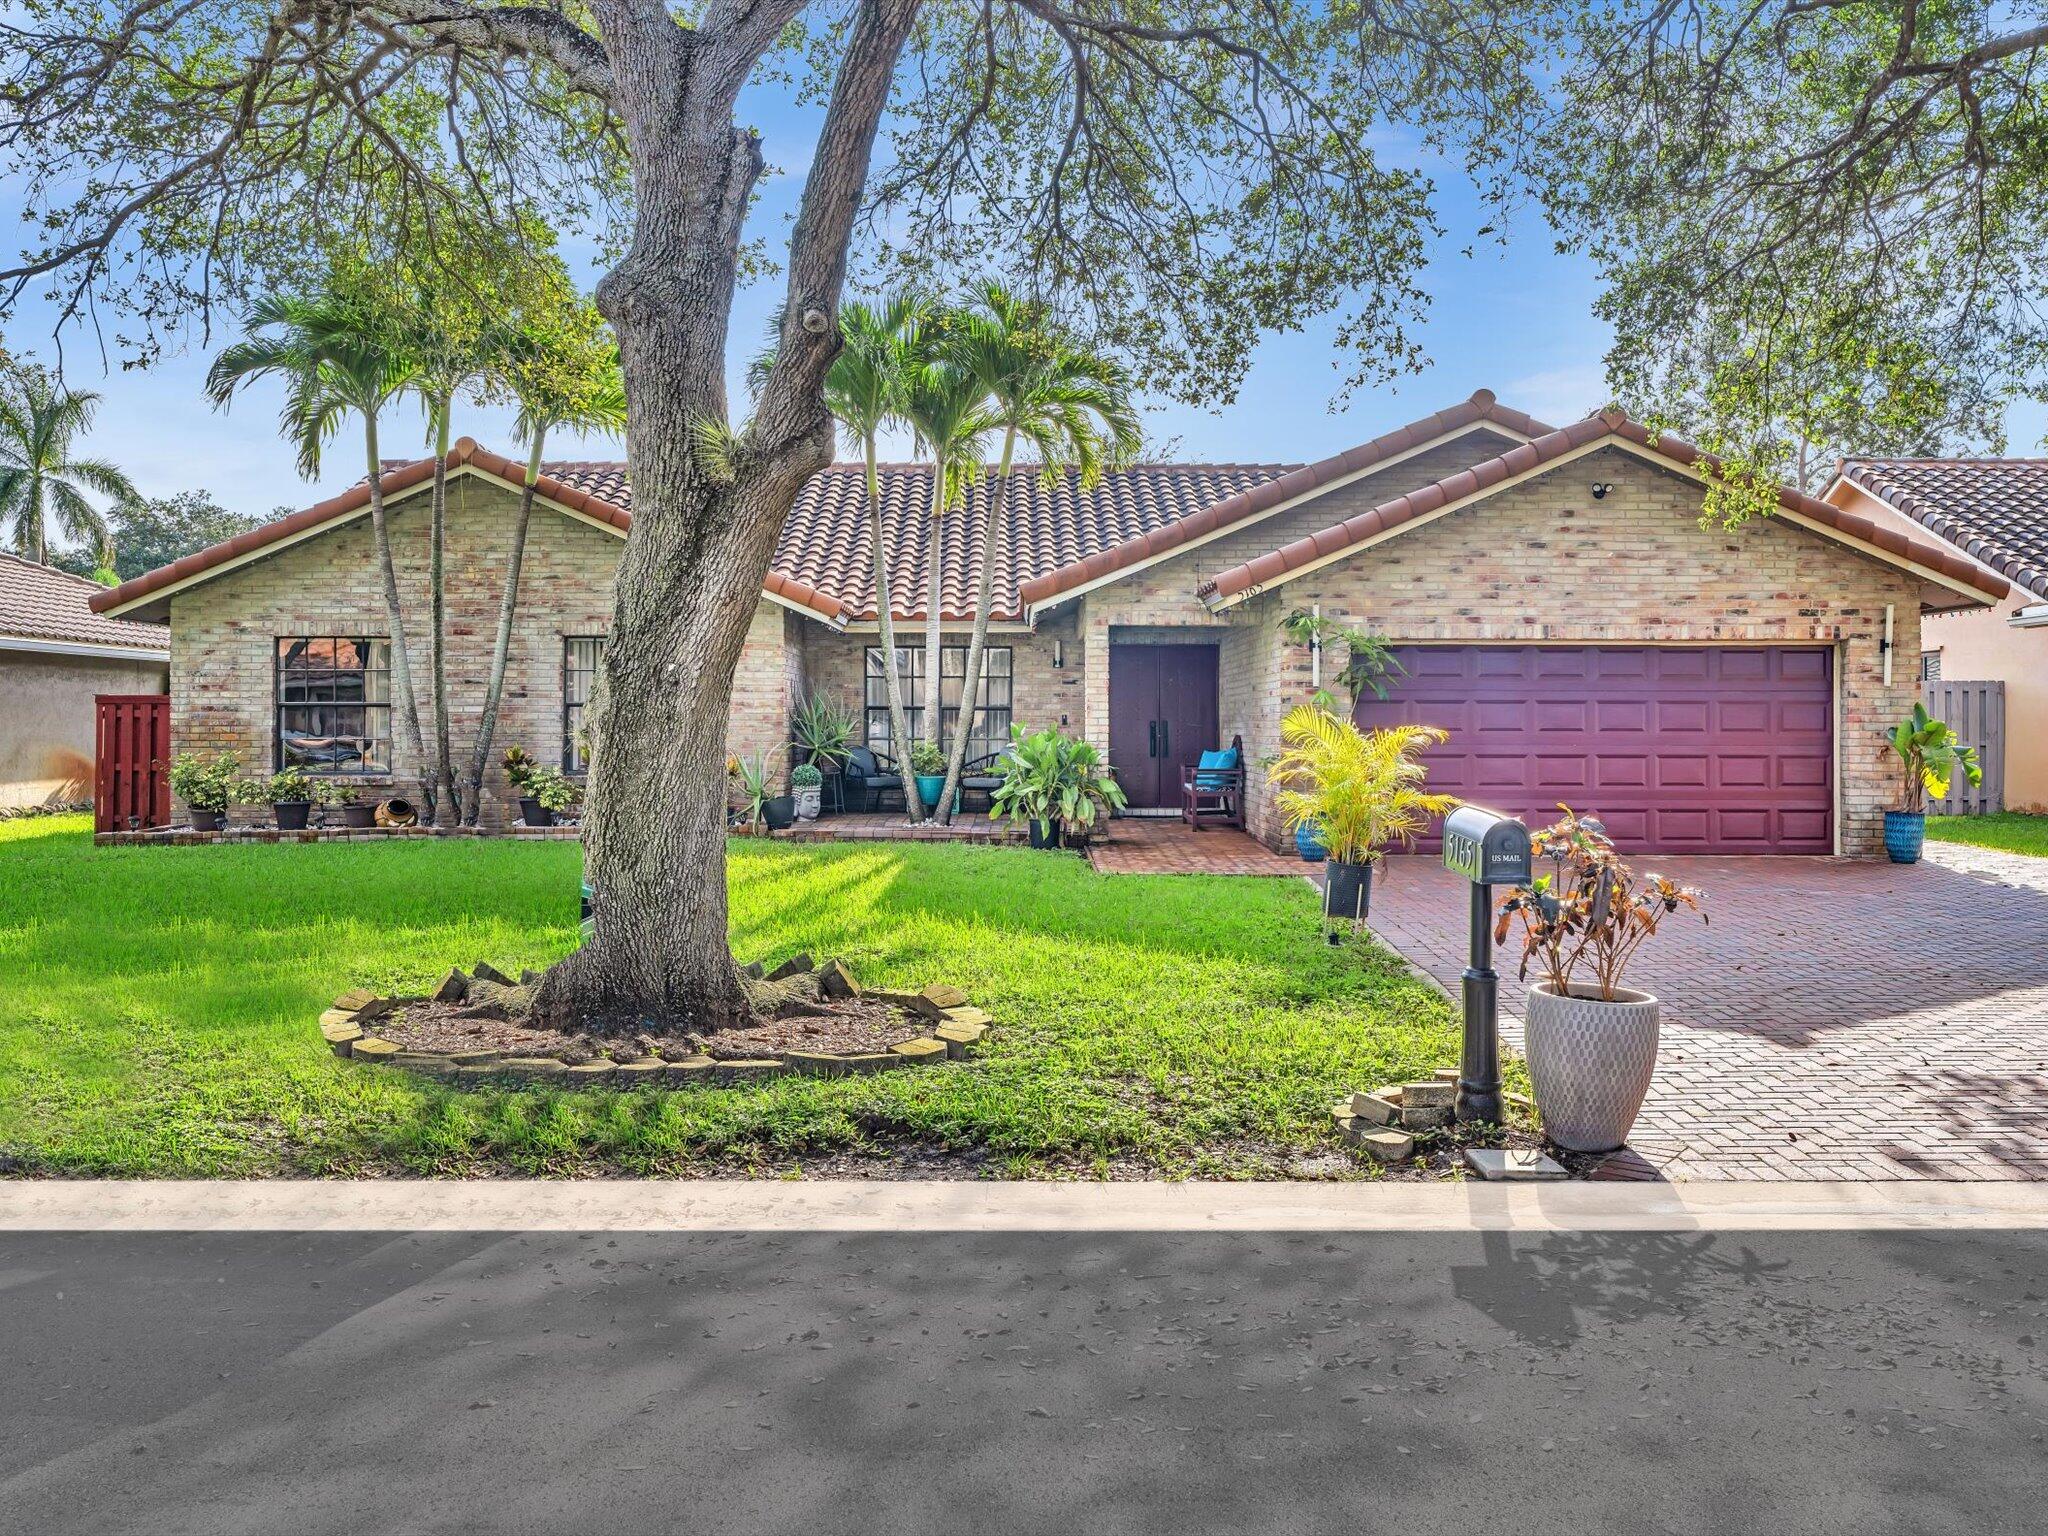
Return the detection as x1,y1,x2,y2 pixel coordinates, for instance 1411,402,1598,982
1884,809,1926,864
1295,820,1328,862
915,774,947,814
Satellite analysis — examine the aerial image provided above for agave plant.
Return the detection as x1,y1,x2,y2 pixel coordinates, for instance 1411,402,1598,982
1266,704,1455,865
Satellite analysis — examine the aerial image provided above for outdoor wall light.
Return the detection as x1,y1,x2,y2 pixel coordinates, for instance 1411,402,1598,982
1052,638,1064,668
1590,481,1613,500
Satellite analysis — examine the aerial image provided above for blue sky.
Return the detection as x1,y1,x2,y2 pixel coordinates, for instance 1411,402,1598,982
5,63,2024,542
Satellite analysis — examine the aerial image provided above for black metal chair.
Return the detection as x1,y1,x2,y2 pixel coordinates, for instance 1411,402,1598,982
956,749,1011,813
842,747,906,813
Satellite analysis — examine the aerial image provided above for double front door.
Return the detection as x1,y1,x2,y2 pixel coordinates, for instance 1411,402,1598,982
1108,644,1220,808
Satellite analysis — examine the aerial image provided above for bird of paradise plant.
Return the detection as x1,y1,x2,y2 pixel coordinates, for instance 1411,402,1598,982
1266,704,1456,865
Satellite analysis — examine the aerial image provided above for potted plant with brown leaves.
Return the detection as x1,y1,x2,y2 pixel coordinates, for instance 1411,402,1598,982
1267,704,1454,929
1883,703,1982,864
167,750,238,832
1495,808,1706,1152
315,779,378,828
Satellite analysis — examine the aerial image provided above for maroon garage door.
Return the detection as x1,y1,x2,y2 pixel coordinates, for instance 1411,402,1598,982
1353,645,1834,854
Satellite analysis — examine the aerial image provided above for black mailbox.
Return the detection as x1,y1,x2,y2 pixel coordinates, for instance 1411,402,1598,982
1442,805,1532,887
1437,804,1530,1128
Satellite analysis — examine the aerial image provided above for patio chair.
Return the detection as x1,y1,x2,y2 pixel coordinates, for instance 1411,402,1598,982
956,748,1014,813
1181,735,1246,831
842,747,906,814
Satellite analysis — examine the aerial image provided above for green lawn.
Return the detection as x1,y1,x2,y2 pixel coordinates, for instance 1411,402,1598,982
1926,813,2048,859
0,814,1484,1178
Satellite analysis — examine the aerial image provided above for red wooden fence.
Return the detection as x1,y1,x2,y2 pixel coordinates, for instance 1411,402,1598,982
94,694,172,833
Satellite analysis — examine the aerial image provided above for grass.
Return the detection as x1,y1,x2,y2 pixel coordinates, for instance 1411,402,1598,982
0,814,1491,1179
1926,813,2048,859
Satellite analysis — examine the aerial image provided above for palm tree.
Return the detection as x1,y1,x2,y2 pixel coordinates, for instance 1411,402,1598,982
0,368,139,566
898,335,995,810
464,300,627,822
826,294,929,817
933,285,1141,820
205,292,439,821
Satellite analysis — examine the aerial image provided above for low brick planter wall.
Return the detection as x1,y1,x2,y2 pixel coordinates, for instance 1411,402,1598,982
319,982,992,1086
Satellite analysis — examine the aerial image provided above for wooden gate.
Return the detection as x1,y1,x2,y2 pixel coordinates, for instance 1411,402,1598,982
94,694,172,832
1922,679,2004,815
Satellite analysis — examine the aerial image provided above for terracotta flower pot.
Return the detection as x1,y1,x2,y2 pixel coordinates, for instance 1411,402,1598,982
1524,981,1660,1153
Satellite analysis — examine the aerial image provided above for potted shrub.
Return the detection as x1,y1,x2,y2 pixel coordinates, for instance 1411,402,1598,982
791,762,824,821
1882,703,1982,864
167,750,238,832
988,725,1127,848
503,746,552,826
1496,808,1707,1152
234,767,317,829
1267,704,1454,927
316,780,377,828
528,764,582,827
908,739,948,819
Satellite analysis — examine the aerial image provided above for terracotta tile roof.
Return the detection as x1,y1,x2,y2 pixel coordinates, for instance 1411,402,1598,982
1197,411,2013,610
1016,389,1550,609
1839,459,2048,601
0,550,169,652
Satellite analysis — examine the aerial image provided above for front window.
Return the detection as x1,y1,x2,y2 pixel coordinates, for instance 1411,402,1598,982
276,637,391,773
864,645,1012,760
564,637,605,771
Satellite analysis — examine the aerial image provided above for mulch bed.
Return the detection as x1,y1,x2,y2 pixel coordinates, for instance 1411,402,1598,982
377,996,927,1063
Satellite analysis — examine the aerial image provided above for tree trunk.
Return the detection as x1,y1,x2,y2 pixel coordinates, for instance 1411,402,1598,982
936,429,1015,820
426,400,457,824
920,463,945,804
464,429,546,824
866,439,921,816
362,417,435,820
534,0,916,1031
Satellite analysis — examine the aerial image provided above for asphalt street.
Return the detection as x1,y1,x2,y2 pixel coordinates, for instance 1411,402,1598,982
1,1225,2042,1535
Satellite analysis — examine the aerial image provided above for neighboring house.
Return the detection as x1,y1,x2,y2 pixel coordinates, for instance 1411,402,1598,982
89,390,2006,854
0,550,169,809
1823,460,2048,813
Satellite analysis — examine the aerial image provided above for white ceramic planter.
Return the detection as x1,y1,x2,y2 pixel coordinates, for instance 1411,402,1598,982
794,785,822,821
1524,981,1660,1153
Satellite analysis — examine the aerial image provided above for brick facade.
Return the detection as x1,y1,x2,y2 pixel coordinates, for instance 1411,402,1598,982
167,475,790,825
163,439,1933,852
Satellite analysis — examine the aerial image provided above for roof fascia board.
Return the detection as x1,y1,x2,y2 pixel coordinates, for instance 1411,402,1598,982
0,633,170,662
1027,419,1534,622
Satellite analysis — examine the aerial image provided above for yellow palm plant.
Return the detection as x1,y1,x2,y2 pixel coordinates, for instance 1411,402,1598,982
1267,704,1456,864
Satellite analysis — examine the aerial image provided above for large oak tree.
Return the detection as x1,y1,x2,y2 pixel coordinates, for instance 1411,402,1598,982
3,0,1549,1030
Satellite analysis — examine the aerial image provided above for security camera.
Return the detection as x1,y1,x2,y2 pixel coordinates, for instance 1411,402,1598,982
1590,481,1613,500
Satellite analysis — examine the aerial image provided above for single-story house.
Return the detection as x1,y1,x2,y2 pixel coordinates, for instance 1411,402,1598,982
1822,459,2048,813
89,389,2007,854
1,550,169,810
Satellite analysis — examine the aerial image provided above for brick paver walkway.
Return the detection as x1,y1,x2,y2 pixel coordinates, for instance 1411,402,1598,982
1086,817,1307,876
1366,851,2048,1181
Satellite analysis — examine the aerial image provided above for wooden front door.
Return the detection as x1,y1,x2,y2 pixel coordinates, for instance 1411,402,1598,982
1108,644,1221,807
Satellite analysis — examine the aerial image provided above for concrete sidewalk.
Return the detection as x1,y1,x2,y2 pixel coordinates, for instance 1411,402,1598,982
12,1177,2048,1230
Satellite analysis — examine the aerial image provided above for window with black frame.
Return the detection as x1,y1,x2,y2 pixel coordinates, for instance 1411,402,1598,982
864,645,1011,759
564,637,605,770
276,637,391,773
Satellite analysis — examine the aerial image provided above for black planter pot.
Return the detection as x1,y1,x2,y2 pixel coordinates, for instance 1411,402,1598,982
339,803,377,829
273,801,313,831
762,795,798,831
1323,858,1373,924
1028,817,1061,849
190,806,226,833
519,797,555,827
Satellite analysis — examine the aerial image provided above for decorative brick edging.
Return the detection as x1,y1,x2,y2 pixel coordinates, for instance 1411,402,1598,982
97,823,583,846
319,982,991,1087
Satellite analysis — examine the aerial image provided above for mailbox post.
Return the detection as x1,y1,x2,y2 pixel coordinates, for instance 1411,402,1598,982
1440,806,1532,1126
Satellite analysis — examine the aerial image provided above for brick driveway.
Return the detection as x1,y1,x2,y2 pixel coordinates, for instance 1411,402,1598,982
1367,846,2048,1181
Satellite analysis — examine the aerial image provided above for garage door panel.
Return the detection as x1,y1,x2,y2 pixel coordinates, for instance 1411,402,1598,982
1355,645,1834,854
